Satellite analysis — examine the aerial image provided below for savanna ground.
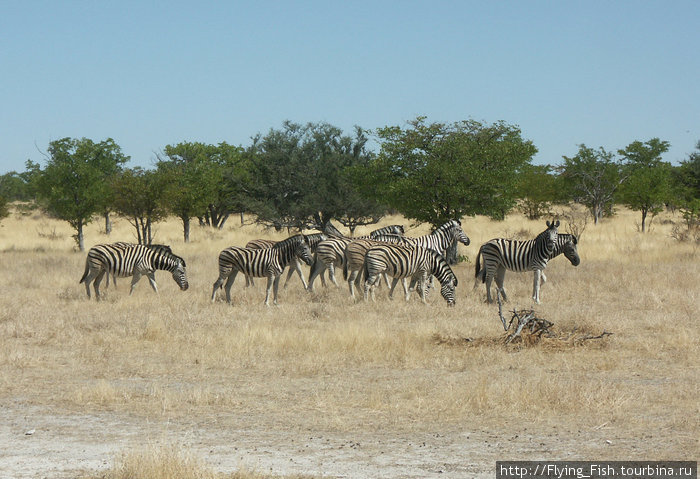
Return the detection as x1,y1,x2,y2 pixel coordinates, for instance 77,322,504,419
0,207,698,478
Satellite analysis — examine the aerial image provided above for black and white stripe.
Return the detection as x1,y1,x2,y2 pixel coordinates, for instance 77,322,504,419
474,220,560,304
79,243,188,299
212,234,313,305
245,233,327,289
363,244,458,306
103,242,173,288
343,234,416,300
306,225,405,292
403,219,471,253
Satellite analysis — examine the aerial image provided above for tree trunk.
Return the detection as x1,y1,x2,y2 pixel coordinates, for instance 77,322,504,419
183,216,191,242
76,221,85,251
104,212,112,236
641,209,647,233
240,212,245,225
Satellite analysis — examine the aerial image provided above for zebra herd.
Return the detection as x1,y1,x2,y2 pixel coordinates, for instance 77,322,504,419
79,219,580,306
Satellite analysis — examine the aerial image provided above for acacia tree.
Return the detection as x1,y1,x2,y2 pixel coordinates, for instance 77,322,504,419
35,137,129,250
243,121,384,231
673,140,700,228
515,164,562,220
356,117,536,223
558,145,625,225
112,168,168,244
617,138,672,232
158,142,221,241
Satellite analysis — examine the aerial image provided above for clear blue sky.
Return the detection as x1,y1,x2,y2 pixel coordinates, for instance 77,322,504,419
1,0,698,174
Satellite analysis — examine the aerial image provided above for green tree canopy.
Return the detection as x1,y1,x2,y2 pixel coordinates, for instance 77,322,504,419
558,145,624,225
35,137,129,250
617,138,672,232
243,121,384,231
673,140,700,228
355,117,537,225
515,164,563,220
112,167,168,245
158,142,223,241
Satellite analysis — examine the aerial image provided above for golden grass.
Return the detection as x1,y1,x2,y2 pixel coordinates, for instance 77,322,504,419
1,206,699,470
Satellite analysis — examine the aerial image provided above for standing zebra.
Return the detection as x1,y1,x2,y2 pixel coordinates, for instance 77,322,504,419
79,243,188,300
363,244,459,306
474,220,559,304
244,233,327,289
212,234,313,306
306,224,405,292
344,219,470,300
103,242,173,288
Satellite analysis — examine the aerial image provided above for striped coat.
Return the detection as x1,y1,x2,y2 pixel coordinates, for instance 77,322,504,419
212,234,313,306
363,244,458,306
79,243,188,299
474,220,559,304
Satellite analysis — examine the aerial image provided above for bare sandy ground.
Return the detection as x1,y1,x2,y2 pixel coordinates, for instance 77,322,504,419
1,402,661,479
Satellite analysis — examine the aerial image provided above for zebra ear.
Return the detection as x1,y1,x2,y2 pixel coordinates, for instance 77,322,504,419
554,220,560,228
453,277,459,287
546,220,551,228
572,235,578,244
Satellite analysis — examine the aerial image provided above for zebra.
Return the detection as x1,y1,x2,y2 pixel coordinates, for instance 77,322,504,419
342,234,416,300
102,242,173,288
211,233,313,306
362,244,459,306
244,233,327,289
474,220,560,304
79,243,188,300
306,224,406,292
540,233,580,287
344,219,470,300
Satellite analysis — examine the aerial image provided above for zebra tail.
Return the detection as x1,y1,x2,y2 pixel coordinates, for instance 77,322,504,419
342,258,348,281
79,259,90,284
474,247,484,283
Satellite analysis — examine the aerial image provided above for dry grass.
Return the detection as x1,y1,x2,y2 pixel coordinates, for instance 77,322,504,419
1,206,699,475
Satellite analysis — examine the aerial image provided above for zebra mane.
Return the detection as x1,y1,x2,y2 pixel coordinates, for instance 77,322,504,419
433,219,460,234
273,233,308,249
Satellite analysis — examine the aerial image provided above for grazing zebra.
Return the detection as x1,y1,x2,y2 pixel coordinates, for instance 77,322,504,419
306,224,405,292
344,220,470,300
244,233,327,289
474,220,560,304
540,233,580,286
342,234,415,300
79,243,188,300
103,242,173,288
212,234,313,306
363,244,458,306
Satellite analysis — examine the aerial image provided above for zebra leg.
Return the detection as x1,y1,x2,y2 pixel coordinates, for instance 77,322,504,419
320,270,327,287
264,274,281,306
484,271,495,303
347,269,359,300
388,278,400,299
417,272,429,304
224,271,238,304
93,270,106,300
129,272,145,296
532,270,542,304
328,263,339,287
307,257,326,292
495,266,508,302
211,274,228,302
146,272,158,293
403,277,412,302
245,275,255,288
363,274,377,302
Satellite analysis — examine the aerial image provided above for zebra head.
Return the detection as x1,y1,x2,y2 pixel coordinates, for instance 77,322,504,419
295,235,314,266
170,256,189,291
443,219,470,246
563,235,580,266
543,220,560,255
440,276,458,307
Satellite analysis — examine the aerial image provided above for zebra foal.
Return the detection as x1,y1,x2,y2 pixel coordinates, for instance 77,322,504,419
363,244,459,306
212,234,313,306
79,243,189,299
474,220,559,304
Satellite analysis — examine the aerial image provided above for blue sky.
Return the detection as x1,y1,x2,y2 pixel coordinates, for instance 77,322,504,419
1,1,698,174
